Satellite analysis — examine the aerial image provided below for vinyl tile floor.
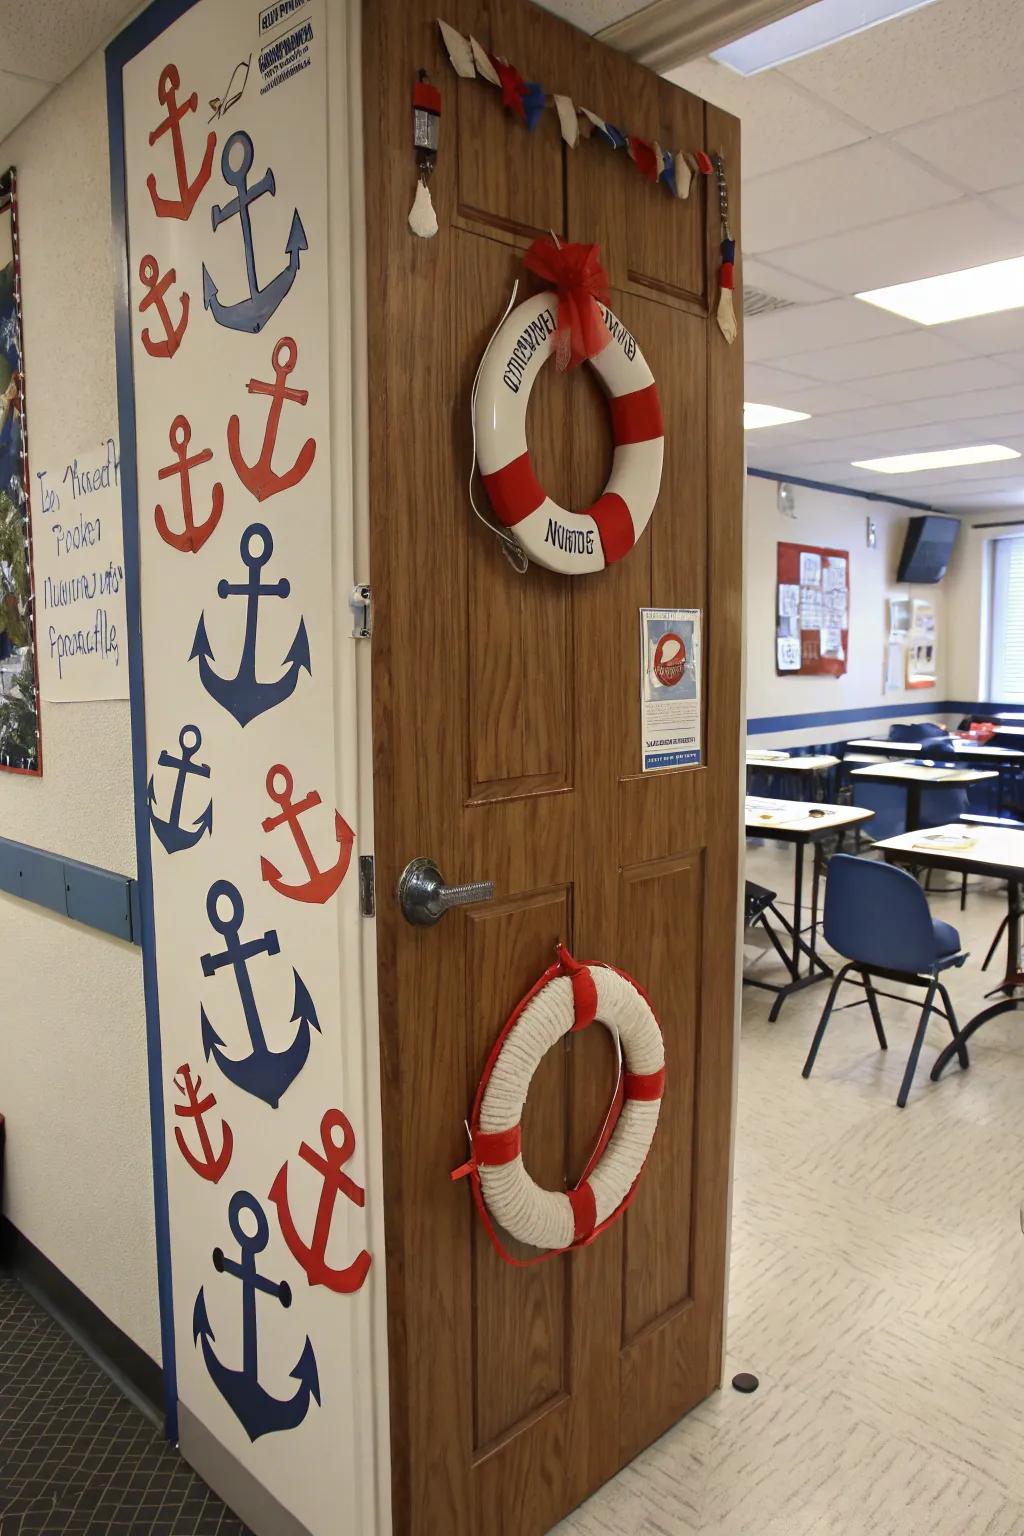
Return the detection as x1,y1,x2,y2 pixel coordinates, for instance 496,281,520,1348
0,1275,250,1535
557,842,1024,1536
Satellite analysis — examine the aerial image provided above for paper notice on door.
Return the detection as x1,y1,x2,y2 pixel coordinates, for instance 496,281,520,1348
800,551,822,586
800,587,823,629
777,636,801,671
778,582,799,618
640,608,702,771
820,627,844,660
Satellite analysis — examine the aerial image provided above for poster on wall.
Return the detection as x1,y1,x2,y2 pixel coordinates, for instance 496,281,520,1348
639,608,702,770
0,170,42,774
32,436,129,701
906,598,937,688
776,540,849,678
108,3,379,1531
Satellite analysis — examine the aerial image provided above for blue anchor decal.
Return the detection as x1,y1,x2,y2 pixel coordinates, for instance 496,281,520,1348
193,1190,320,1441
190,523,311,727
200,879,319,1108
147,725,214,854
202,131,307,334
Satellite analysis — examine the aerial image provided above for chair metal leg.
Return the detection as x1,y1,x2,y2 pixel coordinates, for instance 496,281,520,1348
982,913,1010,973
802,962,853,1080
896,975,940,1109
935,979,969,1072
861,970,887,1049
960,872,968,913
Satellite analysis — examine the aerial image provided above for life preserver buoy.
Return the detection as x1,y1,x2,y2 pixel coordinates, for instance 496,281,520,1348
475,291,664,576
453,947,665,1257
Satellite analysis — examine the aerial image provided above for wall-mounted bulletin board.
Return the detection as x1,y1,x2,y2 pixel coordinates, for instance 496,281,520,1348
776,540,849,678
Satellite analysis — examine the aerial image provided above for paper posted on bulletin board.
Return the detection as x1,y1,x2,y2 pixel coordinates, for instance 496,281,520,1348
640,608,702,771
776,541,849,678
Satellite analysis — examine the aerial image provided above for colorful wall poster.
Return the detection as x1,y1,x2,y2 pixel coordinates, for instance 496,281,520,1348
776,540,849,678
906,597,937,689
0,171,42,774
640,607,702,770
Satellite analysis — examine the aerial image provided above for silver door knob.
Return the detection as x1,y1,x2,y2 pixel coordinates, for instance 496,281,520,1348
398,858,495,926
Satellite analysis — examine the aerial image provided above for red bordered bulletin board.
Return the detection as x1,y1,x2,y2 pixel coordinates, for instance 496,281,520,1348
776,541,849,678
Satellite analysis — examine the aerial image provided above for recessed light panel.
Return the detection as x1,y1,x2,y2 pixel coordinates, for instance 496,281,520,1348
852,445,1021,474
857,256,1024,325
710,0,938,76
744,402,811,431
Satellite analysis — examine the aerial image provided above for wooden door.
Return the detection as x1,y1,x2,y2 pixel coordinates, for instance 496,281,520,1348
364,2,742,1531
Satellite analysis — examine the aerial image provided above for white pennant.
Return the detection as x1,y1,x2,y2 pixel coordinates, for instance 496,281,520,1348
437,19,475,78
673,151,693,200
582,108,607,137
408,178,439,239
470,36,501,86
553,94,578,147
717,287,738,345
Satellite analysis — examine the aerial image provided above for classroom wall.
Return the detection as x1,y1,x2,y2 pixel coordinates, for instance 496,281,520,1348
944,514,1004,705
0,54,159,1360
744,474,950,747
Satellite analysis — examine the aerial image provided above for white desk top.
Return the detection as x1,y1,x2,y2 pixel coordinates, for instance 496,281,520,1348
845,737,1022,762
850,762,999,785
876,822,1024,874
747,753,839,771
745,796,873,834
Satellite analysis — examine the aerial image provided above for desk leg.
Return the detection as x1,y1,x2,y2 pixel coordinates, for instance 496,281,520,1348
791,841,804,983
1002,878,1022,994
906,783,922,834
932,878,1024,1079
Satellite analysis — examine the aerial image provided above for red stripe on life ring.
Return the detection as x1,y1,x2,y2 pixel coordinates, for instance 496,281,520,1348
569,1181,597,1241
473,1125,522,1166
570,966,597,1030
624,1067,666,1101
480,452,546,527
588,492,636,564
610,383,663,446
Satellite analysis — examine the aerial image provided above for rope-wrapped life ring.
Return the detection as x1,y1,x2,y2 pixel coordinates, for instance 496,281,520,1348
452,946,665,1258
474,290,664,576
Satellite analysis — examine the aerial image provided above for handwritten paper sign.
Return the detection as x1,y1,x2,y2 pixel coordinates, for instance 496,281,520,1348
33,437,128,701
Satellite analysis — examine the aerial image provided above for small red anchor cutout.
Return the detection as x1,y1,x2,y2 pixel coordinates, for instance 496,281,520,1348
260,764,354,905
269,1109,372,1294
173,1063,233,1183
227,337,317,502
138,254,189,359
147,63,216,221
155,415,224,553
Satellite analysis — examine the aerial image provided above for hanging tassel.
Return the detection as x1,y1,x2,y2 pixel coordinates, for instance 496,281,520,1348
437,20,475,78
717,237,737,344
409,178,438,238
553,94,578,146
409,72,441,239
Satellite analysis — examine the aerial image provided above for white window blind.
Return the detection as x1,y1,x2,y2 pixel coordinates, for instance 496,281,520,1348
991,536,1024,701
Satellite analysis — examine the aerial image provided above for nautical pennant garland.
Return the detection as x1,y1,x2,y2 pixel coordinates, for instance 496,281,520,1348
435,18,738,342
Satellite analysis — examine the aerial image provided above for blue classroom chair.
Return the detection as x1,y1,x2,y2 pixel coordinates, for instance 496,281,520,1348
801,854,969,1108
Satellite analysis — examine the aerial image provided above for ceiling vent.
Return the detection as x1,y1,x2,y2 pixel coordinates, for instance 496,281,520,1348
743,287,800,318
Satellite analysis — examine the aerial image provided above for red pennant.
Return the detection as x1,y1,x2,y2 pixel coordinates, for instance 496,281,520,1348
627,135,659,182
490,52,527,121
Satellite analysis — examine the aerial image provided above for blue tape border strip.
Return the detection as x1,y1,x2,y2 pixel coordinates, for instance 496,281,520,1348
747,699,1018,736
105,0,207,1444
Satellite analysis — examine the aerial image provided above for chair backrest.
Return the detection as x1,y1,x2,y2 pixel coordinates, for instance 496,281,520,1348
919,786,969,828
823,854,941,973
849,782,906,841
889,721,949,743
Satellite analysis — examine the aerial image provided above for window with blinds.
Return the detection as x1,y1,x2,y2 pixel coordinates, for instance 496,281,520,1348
991,536,1024,701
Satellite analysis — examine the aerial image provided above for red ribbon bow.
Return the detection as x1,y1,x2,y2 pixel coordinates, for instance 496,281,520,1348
522,237,611,371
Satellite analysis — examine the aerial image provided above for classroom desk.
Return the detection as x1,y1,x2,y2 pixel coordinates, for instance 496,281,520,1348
876,823,1024,1080
845,737,1024,763
849,762,999,832
745,797,874,1020
746,753,841,803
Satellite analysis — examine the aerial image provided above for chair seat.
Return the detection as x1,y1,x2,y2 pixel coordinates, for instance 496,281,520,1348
933,918,961,957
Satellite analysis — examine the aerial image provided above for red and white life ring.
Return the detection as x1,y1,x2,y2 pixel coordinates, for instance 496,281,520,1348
475,291,664,576
454,947,665,1257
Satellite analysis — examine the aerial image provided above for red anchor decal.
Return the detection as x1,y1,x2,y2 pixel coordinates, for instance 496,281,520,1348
260,764,354,905
138,254,189,359
147,64,216,221
155,415,224,553
227,337,317,503
268,1109,372,1294
172,1063,233,1183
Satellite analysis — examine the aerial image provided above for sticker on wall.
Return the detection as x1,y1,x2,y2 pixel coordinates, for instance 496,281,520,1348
639,607,702,771
154,415,224,552
227,336,316,501
148,724,214,854
260,764,354,905
146,63,216,221
172,1062,233,1182
202,131,308,334
269,1109,372,1293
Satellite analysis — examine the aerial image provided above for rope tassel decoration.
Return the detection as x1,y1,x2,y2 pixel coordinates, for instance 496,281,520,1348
409,72,441,238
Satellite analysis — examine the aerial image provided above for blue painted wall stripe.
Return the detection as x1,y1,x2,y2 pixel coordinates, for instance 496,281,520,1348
0,835,138,942
747,699,1016,737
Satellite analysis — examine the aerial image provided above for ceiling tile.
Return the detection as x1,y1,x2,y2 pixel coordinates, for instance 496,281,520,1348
0,73,51,141
0,0,138,83
912,384,1024,421
988,183,1024,222
778,0,1024,134
893,92,1024,193
766,199,1024,294
792,401,939,438
664,56,867,179
773,330,969,384
933,307,1024,358
742,258,840,305
856,357,1023,403
743,362,819,402
744,298,914,363
743,140,959,255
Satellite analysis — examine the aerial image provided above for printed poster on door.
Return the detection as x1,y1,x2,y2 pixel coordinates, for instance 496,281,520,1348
640,608,702,771
111,0,374,1529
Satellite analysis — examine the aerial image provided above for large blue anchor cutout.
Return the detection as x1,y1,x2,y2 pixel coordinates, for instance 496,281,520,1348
203,131,307,334
191,523,310,727
147,725,214,854
200,879,319,1108
193,1190,320,1440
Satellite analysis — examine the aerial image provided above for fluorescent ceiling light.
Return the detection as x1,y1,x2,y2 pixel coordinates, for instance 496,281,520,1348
857,255,1024,325
744,402,810,431
710,0,937,74
852,445,1021,475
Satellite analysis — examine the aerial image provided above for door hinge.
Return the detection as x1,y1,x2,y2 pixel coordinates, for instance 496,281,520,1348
358,854,376,917
349,584,372,639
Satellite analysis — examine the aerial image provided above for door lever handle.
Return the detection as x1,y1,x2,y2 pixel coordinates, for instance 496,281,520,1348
398,858,495,926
